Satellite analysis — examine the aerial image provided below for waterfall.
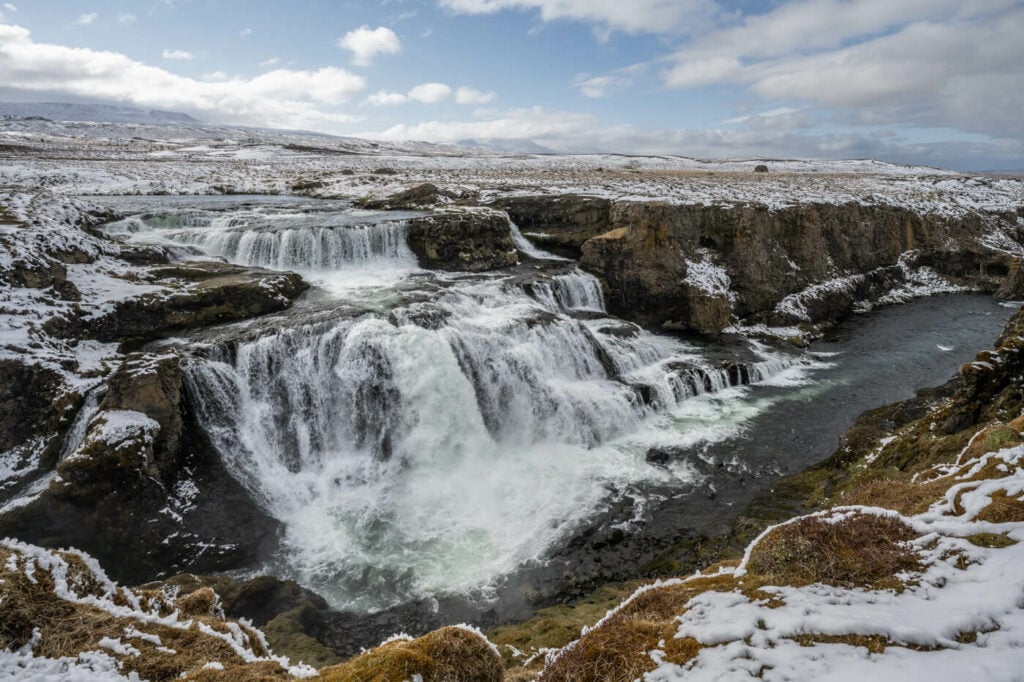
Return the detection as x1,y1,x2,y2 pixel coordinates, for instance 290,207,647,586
528,271,607,314
104,210,416,272
183,273,807,611
508,220,566,261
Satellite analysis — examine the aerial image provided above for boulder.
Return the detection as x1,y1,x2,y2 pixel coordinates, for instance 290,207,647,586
407,207,518,271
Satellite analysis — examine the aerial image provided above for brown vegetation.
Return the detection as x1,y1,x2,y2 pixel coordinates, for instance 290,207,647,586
318,626,502,682
745,512,921,589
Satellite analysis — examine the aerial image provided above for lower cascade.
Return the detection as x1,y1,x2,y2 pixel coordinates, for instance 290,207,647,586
166,205,806,611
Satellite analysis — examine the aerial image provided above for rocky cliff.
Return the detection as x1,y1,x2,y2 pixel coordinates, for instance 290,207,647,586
501,195,1024,334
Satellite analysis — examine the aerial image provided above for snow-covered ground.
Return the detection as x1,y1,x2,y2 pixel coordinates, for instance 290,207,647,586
540,441,1024,681
1,117,1022,217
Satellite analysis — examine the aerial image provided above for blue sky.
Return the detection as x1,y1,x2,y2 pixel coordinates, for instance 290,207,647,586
0,0,1022,169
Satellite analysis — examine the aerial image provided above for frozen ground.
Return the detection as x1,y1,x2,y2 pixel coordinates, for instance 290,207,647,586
1,117,1022,217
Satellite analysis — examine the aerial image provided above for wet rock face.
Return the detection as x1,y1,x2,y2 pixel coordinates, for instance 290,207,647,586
407,207,519,271
580,201,1019,333
0,361,79,471
0,351,281,584
491,194,612,257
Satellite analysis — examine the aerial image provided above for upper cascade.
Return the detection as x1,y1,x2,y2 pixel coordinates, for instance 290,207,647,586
104,209,418,272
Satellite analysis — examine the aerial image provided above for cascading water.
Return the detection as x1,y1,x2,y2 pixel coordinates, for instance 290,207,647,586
171,210,809,609
119,202,811,611
104,209,419,273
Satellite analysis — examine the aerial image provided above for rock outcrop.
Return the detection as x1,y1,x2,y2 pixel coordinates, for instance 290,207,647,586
491,194,613,257
577,200,1022,333
356,182,457,210
407,207,518,271
0,350,281,584
45,261,309,343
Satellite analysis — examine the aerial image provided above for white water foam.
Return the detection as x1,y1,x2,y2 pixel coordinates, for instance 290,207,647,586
184,267,807,610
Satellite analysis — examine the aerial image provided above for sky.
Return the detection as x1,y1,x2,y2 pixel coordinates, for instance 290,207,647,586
0,1,1021,170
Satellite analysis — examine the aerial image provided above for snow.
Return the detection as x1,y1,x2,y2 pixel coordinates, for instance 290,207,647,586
97,638,140,657
0,539,321,679
0,646,142,681
638,444,1024,682
85,410,160,451
1,117,1020,220
683,249,733,300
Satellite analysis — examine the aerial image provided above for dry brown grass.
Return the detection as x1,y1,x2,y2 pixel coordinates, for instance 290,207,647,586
537,574,746,682
0,545,291,682
318,626,502,682
957,425,1022,465
745,512,921,589
976,490,1024,523
840,477,947,515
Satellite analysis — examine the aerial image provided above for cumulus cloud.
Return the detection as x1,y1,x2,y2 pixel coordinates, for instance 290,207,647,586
0,23,365,130
369,105,595,142
408,82,452,103
75,13,98,25
4,4,17,12
454,86,495,105
338,25,401,66
365,90,408,106
117,13,136,24
162,49,193,61
365,83,492,106
259,57,280,68
437,0,718,35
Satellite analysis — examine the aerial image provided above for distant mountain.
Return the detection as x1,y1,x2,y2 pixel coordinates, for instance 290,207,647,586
0,102,202,125
457,137,557,154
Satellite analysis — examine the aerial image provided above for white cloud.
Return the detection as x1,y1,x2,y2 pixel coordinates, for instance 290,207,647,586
338,25,401,66
573,74,631,98
408,82,452,103
366,83,489,107
365,90,408,106
239,27,252,37
75,13,98,25
203,71,228,81
0,23,366,130
4,4,17,12
259,57,280,68
659,0,1024,138
455,86,495,105
162,49,193,61
117,13,136,24
369,105,595,141
437,0,718,35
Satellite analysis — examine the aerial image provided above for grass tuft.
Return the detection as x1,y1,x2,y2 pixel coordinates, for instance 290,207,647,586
746,512,921,589
319,626,502,682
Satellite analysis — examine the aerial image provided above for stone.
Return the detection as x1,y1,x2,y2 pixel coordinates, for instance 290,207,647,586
407,207,518,272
